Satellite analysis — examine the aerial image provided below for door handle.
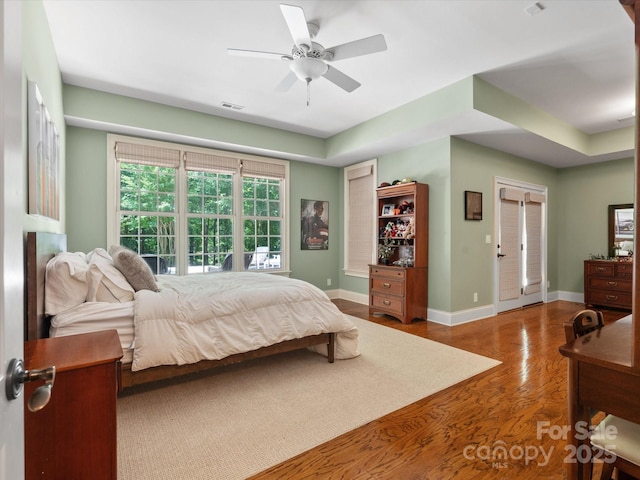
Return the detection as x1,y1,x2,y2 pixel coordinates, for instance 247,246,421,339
5,358,56,412
497,253,506,258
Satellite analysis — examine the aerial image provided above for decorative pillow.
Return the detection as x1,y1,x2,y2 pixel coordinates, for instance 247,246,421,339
45,252,89,315
86,248,135,303
109,246,159,292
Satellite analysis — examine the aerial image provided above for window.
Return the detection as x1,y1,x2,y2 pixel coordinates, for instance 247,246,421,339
343,160,376,276
108,136,288,274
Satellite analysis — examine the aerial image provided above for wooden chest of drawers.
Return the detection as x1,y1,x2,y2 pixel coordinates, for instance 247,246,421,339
584,260,632,311
369,265,427,324
25,330,123,480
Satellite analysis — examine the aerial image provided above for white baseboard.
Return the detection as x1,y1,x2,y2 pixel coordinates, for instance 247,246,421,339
333,289,585,325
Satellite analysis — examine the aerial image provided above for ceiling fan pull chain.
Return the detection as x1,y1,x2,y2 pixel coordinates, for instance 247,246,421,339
306,79,311,106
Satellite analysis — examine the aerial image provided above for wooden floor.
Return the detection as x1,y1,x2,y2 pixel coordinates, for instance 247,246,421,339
248,300,629,480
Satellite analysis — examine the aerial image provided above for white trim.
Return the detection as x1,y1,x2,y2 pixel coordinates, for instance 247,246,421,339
494,176,548,312
332,290,576,325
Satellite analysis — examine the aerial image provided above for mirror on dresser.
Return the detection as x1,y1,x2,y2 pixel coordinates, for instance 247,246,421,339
608,203,634,258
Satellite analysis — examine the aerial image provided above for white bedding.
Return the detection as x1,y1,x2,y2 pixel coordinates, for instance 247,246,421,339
50,301,135,363
50,272,359,372
132,273,359,371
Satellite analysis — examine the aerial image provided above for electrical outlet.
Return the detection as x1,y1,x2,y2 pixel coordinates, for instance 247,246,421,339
327,278,332,286
485,235,491,244
473,292,478,302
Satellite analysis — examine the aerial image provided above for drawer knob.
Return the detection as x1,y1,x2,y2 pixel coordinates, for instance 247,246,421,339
606,295,618,300
596,267,606,271
383,282,391,288
383,300,391,306
606,281,618,286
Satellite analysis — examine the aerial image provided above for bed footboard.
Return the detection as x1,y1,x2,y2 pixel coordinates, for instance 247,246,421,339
118,332,335,390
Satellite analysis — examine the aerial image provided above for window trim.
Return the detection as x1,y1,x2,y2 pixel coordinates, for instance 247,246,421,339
107,134,290,273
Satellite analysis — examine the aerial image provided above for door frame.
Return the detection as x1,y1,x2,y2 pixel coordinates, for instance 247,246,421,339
493,176,548,312
1,2,25,479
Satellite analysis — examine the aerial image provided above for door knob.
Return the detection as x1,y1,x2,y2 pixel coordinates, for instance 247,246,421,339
5,358,56,412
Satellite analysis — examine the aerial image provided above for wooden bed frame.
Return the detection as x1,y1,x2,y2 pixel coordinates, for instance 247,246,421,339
25,231,335,390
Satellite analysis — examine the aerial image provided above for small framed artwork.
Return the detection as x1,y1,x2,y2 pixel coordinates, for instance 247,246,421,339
381,204,395,216
465,191,482,221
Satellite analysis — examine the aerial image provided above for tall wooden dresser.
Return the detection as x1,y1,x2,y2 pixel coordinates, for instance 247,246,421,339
369,182,428,324
584,259,632,311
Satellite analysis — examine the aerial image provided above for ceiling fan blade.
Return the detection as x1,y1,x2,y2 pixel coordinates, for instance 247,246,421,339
322,65,361,93
227,48,292,61
326,34,387,62
280,4,311,48
276,71,298,92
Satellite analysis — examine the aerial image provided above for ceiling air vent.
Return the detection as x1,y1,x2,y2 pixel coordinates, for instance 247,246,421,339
525,2,545,16
220,101,244,111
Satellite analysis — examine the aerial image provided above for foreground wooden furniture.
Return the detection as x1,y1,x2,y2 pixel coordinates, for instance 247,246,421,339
564,309,604,343
25,231,335,391
584,260,632,311
559,317,640,480
369,182,428,324
24,330,122,480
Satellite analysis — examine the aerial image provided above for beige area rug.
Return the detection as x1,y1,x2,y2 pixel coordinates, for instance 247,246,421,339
117,316,501,480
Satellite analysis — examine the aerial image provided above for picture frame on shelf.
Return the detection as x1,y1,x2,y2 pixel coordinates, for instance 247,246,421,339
381,204,395,216
464,190,482,221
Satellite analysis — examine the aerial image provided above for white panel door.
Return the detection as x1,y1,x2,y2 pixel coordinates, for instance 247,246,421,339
0,3,25,479
496,180,546,313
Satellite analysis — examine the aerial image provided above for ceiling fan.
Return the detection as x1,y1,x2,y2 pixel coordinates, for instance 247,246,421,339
227,3,387,105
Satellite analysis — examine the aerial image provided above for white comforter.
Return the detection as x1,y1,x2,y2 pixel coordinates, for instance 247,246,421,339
132,273,359,371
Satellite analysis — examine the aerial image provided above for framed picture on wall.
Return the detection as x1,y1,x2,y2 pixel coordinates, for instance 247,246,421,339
301,199,329,250
465,191,482,221
28,81,60,220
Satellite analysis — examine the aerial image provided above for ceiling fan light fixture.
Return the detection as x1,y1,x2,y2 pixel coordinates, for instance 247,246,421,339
290,57,328,82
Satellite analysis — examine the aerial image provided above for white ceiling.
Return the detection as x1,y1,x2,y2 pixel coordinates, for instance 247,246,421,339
41,0,636,168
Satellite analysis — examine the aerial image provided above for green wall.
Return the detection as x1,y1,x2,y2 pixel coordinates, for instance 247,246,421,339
289,162,341,287
65,127,107,251
557,158,634,294
65,126,342,289
22,0,65,234
28,0,632,312
450,138,559,311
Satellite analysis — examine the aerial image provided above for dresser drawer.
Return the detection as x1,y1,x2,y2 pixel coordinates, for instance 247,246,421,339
371,294,404,316
370,266,406,279
617,263,633,278
586,263,614,277
587,289,633,308
587,277,632,291
370,276,404,295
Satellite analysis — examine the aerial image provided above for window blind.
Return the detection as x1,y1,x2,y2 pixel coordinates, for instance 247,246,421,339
345,162,375,273
524,192,543,294
241,159,286,179
499,188,523,301
184,151,238,173
115,142,181,168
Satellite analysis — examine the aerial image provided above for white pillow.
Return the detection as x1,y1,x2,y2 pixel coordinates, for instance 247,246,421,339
45,252,89,315
86,248,135,303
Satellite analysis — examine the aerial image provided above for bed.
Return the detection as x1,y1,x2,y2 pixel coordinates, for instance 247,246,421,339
25,232,359,389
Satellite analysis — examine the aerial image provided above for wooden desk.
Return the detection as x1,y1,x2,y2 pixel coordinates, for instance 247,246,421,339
559,316,640,480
